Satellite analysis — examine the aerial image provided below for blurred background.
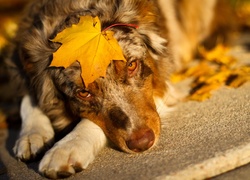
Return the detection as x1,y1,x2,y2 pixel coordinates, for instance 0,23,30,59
0,0,250,51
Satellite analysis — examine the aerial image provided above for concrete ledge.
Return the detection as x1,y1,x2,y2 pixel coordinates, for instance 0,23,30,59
157,143,250,180
0,83,250,180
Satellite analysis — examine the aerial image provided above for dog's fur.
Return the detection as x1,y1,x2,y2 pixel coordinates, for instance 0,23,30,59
0,0,229,178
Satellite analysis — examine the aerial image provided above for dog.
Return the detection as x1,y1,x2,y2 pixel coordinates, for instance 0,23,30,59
0,0,232,178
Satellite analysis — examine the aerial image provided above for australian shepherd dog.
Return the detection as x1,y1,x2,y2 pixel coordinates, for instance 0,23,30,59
1,0,226,178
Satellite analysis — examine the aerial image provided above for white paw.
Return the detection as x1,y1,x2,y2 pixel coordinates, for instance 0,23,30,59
13,95,54,161
13,132,54,161
39,137,95,179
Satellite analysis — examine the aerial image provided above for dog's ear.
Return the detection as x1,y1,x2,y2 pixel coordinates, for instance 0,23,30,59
112,60,127,80
141,32,167,60
63,61,85,87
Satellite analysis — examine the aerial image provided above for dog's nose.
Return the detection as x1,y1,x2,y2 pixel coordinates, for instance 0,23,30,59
126,128,155,152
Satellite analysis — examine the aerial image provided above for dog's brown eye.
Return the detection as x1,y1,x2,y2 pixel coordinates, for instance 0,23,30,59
128,61,137,72
77,90,91,99
127,60,139,77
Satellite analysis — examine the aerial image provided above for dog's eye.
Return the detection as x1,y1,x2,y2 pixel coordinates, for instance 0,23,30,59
77,90,91,99
128,61,137,71
127,61,138,76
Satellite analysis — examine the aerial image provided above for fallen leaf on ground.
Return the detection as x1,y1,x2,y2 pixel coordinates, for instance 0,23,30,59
171,43,250,101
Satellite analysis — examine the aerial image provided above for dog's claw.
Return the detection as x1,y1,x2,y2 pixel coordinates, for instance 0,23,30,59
57,171,74,179
43,168,75,179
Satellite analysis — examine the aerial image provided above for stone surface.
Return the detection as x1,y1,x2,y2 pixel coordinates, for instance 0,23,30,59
0,83,250,180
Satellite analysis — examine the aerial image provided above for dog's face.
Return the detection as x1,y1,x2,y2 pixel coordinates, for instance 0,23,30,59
53,28,163,153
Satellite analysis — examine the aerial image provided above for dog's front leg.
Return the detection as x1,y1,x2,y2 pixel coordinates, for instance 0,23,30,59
13,95,55,161
39,118,107,179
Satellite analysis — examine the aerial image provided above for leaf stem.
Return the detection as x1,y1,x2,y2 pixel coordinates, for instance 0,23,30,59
102,23,139,32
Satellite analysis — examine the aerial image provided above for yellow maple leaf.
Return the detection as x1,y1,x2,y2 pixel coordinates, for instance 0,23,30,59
50,16,126,87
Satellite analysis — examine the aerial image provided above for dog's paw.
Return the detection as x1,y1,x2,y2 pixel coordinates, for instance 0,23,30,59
39,138,95,179
13,132,54,161
14,95,55,161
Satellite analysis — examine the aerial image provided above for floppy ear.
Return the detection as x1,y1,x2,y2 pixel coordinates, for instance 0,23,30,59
62,61,84,87
140,32,168,60
62,61,81,75
147,32,168,56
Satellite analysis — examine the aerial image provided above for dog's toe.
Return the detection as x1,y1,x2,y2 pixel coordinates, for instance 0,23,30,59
13,136,32,161
39,151,85,179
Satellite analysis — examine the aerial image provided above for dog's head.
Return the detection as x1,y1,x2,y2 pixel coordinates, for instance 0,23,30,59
18,0,170,153
53,26,169,153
